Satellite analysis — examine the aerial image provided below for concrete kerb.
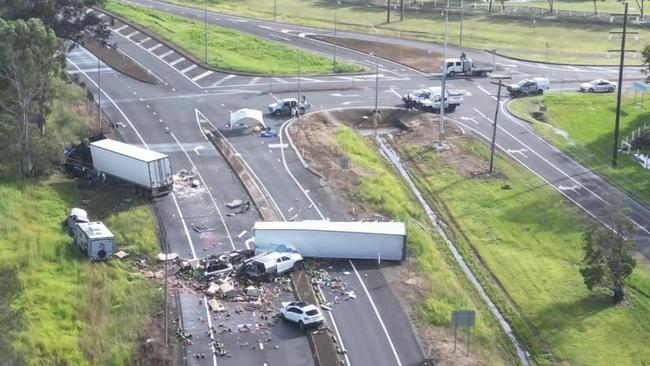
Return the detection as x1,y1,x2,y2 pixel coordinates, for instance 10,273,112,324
95,6,372,78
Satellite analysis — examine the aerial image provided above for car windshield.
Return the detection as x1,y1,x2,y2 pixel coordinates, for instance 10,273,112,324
591,80,600,85
306,309,319,316
516,80,528,86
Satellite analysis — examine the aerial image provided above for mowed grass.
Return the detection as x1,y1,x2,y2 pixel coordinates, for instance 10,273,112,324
509,92,650,206
103,0,362,74
399,137,650,365
0,175,160,365
334,127,514,365
167,0,647,64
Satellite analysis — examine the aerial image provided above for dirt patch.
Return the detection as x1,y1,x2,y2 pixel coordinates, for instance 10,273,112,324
310,35,442,73
82,36,159,84
288,108,493,364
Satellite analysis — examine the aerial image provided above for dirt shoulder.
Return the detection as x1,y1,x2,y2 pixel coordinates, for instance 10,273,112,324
309,35,442,73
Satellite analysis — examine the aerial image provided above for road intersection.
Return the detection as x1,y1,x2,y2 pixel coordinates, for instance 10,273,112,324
68,2,650,365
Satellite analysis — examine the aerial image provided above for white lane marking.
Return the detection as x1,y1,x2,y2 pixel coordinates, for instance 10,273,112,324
316,285,351,366
180,64,198,74
248,77,261,85
293,76,322,83
192,70,214,81
169,56,185,66
125,30,140,39
210,74,236,87
389,88,402,98
138,36,151,44
497,62,518,68
147,43,163,52
329,93,360,97
159,49,175,59
268,143,289,149
203,295,219,366
193,145,205,155
506,148,529,158
460,116,479,125
269,34,291,42
113,24,129,33
169,132,238,250
349,261,403,366
558,184,582,195
272,77,289,84
171,194,198,259
477,85,496,100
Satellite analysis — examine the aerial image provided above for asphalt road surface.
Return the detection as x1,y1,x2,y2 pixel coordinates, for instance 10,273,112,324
66,2,650,365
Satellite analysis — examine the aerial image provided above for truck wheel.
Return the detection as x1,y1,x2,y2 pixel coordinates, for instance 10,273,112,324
298,321,305,331
293,261,303,271
608,87,614,92
448,105,457,112
588,88,594,93
274,109,282,116
299,107,305,115
449,71,456,77
536,89,544,95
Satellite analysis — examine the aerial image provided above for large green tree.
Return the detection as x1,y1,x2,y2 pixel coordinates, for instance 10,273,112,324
0,18,64,176
0,0,110,45
580,212,637,303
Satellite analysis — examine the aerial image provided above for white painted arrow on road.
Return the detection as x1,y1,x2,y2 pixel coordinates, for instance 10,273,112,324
506,148,529,158
558,184,582,195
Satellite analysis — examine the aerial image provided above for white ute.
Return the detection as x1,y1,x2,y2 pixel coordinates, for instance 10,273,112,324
280,301,324,330
268,97,310,116
240,251,303,279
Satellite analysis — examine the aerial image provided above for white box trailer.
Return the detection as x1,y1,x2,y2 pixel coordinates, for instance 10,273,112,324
90,139,173,197
74,221,114,261
253,221,406,261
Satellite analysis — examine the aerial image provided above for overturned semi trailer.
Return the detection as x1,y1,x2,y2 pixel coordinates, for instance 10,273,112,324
253,221,406,261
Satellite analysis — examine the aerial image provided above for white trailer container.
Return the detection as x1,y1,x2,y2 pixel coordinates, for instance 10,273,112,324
253,221,406,261
74,221,114,261
90,139,173,197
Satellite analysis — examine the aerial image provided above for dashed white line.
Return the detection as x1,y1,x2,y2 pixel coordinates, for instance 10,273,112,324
113,24,129,33
272,77,289,84
210,74,236,87
248,77,261,85
138,36,151,44
180,64,198,74
125,30,140,39
169,56,185,66
147,43,163,52
159,49,175,59
192,70,214,81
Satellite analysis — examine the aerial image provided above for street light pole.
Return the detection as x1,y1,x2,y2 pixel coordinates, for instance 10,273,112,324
333,4,338,72
274,0,277,22
204,0,208,63
295,50,302,130
371,25,379,112
97,56,101,131
438,8,448,144
612,2,629,168
460,0,465,50
489,75,511,173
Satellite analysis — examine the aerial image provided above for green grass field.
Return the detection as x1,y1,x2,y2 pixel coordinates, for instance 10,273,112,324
398,136,650,365
103,0,362,74
509,92,650,207
165,0,647,64
0,176,161,365
334,127,515,364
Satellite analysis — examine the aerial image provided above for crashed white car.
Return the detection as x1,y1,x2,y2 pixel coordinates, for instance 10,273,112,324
580,79,616,93
268,98,310,116
280,301,323,329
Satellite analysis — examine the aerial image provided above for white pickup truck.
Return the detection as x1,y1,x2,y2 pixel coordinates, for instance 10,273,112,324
419,87,464,112
443,57,493,77
240,251,303,279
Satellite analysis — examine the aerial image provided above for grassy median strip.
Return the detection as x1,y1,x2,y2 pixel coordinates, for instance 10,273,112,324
398,136,650,365
334,127,514,365
167,0,646,64
509,93,650,207
104,0,362,75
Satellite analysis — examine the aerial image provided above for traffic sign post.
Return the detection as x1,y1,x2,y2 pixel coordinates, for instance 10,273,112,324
451,310,476,356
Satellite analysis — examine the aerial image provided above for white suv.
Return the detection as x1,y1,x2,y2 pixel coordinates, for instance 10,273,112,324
280,301,323,330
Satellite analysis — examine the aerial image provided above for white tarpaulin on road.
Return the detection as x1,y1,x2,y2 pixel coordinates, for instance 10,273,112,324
229,108,265,130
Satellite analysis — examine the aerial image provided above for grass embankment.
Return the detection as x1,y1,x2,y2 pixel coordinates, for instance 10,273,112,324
334,127,514,365
167,0,646,64
509,93,650,207
0,80,162,364
398,136,650,365
103,0,362,74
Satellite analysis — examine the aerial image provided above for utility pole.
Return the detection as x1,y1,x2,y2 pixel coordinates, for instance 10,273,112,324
438,8,448,144
400,0,405,21
333,3,338,72
204,0,208,63
460,0,465,50
295,50,302,130
387,0,391,23
371,26,380,111
611,2,631,167
274,0,277,22
97,56,101,131
489,75,511,172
